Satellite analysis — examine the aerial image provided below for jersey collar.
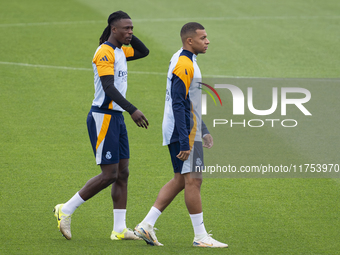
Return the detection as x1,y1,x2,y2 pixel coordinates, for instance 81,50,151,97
104,41,116,50
181,49,195,62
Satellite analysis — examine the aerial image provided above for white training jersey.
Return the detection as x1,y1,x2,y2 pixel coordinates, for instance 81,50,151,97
162,48,202,150
91,41,134,112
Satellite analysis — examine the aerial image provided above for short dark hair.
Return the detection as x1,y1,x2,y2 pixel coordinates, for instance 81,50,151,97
180,22,205,41
99,11,131,45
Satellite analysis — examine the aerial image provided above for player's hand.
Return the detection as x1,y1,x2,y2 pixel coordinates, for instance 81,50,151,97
176,150,190,161
203,134,213,148
131,110,149,129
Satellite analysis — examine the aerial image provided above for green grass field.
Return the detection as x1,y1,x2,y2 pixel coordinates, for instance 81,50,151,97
1,0,340,254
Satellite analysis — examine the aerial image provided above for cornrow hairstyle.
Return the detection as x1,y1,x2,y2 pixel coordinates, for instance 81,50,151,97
99,11,131,45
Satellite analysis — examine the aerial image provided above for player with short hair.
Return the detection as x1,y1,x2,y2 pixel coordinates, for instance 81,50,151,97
53,10,149,240
134,22,228,248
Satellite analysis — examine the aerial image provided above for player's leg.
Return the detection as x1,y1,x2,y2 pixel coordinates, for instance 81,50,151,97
111,119,130,211
110,158,140,240
53,163,119,240
134,173,184,245
182,172,206,239
111,158,129,210
134,142,184,246
183,172,202,214
53,110,121,240
152,141,186,212
183,143,228,248
184,173,227,248
109,115,141,240
79,163,119,200
135,172,184,229
153,172,185,211
80,110,121,200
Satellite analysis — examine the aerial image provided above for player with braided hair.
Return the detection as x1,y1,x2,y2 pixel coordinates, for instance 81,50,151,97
53,10,149,241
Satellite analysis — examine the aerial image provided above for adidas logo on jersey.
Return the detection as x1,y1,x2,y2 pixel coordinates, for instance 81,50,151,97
100,56,109,61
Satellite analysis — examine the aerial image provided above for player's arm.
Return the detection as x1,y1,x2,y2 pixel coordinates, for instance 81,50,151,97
171,74,190,159
100,75,149,128
126,35,149,61
101,75,136,114
202,120,213,148
202,120,209,137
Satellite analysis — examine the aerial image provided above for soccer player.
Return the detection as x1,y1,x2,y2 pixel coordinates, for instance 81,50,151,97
134,22,228,248
53,11,149,240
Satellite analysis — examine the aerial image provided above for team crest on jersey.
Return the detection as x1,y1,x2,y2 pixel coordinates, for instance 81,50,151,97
105,151,112,160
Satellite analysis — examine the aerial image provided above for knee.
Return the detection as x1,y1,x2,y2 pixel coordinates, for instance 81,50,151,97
173,176,185,190
118,167,129,182
185,176,202,188
100,164,119,185
101,173,117,185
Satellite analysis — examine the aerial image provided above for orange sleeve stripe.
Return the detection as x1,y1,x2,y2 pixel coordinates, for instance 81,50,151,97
189,104,197,150
172,56,194,98
122,46,134,58
93,44,115,76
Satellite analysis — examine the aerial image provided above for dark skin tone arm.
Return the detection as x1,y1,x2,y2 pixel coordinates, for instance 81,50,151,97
100,75,149,129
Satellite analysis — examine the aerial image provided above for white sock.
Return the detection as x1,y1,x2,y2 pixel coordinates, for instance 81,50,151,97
190,212,207,236
113,209,127,233
62,192,85,215
142,206,162,227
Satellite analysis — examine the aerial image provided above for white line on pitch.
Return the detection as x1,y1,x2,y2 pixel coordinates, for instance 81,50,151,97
1,61,338,80
0,15,339,27
0,61,256,78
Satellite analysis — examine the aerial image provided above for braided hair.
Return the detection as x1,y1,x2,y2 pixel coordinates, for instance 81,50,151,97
99,11,131,45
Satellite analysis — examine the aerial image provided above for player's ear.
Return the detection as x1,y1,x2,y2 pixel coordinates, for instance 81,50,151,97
187,37,193,45
111,25,117,34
